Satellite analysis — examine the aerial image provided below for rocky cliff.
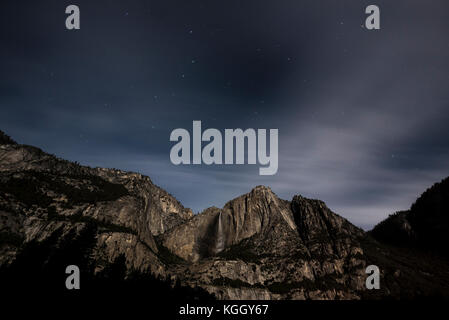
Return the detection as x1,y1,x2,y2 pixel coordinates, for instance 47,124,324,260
1,130,448,299
0,133,192,276
371,177,449,257
163,189,368,299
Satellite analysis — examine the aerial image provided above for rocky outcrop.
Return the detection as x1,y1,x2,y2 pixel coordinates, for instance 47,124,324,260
1,130,449,299
0,133,192,276
370,211,415,246
371,177,449,256
291,195,365,258
161,188,369,299
161,186,297,262
0,131,16,145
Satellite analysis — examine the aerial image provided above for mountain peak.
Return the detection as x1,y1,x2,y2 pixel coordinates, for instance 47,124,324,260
2,130,449,299
250,185,272,193
0,130,17,145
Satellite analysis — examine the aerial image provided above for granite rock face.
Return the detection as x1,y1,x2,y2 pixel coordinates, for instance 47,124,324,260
0,133,192,275
163,187,368,299
0,131,16,145
162,186,297,262
1,130,449,299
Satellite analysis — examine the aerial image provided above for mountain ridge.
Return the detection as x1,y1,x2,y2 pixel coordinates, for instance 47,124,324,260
371,176,449,257
1,130,449,299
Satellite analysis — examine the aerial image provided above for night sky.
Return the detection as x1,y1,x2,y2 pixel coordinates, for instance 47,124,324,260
1,0,448,229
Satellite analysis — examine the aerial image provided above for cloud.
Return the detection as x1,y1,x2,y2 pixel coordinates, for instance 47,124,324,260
1,1,448,230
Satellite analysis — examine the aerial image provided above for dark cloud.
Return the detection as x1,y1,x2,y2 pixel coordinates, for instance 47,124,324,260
1,0,448,229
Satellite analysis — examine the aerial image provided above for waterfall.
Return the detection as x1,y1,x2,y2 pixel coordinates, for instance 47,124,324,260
215,211,225,253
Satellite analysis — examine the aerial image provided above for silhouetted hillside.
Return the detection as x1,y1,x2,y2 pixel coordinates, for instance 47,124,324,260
371,177,449,257
0,130,16,145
